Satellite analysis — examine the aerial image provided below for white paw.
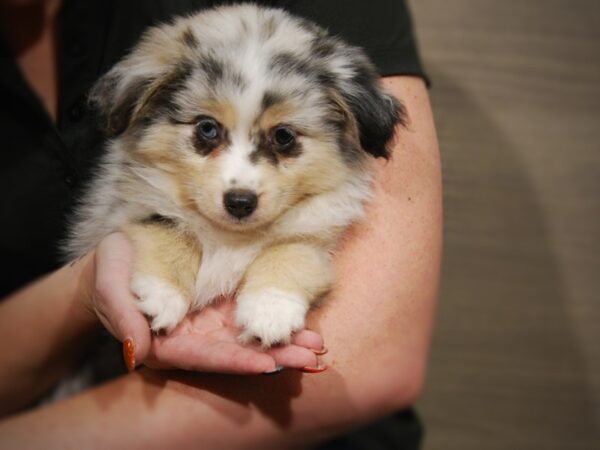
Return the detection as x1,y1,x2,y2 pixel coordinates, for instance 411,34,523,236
235,288,309,347
131,274,190,333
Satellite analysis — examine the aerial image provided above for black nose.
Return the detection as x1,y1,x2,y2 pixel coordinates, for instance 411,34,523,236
223,189,258,219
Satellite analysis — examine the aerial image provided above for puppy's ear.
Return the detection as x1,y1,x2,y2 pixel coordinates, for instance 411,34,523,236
89,65,149,137
89,25,195,137
325,44,407,159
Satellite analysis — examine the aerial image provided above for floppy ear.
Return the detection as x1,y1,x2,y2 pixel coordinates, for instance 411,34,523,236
325,44,407,159
88,25,194,137
89,64,152,137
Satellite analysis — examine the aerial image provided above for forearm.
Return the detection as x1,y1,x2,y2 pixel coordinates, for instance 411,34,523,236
0,252,100,415
0,76,441,448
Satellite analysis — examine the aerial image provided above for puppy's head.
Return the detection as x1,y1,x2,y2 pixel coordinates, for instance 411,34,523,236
90,5,405,231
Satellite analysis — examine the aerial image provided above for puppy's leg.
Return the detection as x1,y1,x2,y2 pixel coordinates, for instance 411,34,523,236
236,243,332,347
123,222,201,332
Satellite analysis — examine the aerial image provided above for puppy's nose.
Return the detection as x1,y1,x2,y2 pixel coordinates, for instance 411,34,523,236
223,189,258,219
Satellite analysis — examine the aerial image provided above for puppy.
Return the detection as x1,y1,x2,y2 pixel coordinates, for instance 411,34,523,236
66,4,404,346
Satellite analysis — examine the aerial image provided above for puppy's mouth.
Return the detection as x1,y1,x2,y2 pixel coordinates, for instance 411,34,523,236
193,201,272,234
216,211,272,233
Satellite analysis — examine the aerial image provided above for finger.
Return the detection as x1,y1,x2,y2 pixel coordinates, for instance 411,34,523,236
139,356,172,370
151,335,278,374
266,344,320,369
291,329,325,353
94,233,151,367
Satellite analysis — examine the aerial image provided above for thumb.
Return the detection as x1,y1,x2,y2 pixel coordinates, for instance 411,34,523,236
94,232,152,370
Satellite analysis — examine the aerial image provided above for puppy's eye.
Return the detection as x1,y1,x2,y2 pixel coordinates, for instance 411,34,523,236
271,126,296,149
196,117,220,141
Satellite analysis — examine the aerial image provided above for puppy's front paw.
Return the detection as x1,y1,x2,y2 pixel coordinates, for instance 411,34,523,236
235,289,309,347
131,274,190,333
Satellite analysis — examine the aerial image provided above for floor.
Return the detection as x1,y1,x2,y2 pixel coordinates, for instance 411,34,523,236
407,1,600,448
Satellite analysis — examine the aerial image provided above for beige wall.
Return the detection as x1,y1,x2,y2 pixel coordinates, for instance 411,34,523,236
407,1,600,448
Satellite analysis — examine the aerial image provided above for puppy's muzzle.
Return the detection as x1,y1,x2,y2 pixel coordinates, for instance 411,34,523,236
223,189,258,219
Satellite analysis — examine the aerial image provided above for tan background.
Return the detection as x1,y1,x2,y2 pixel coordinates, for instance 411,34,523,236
407,1,600,448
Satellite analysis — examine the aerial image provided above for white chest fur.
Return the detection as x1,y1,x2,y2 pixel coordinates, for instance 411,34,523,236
193,240,263,308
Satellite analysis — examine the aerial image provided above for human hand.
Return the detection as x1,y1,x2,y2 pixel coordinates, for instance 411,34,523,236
89,233,326,374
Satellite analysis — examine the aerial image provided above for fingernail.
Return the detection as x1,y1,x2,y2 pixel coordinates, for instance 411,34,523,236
123,338,136,372
299,364,328,374
310,347,328,356
264,365,284,375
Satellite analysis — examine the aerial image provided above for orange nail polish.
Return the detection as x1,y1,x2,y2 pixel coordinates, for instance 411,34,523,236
123,338,136,372
299,364,327,374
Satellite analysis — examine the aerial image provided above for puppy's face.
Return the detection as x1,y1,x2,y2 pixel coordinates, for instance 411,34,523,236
91,5,405,232
131,78,356,231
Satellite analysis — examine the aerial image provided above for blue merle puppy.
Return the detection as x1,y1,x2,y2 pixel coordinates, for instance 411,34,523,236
67,4,404,346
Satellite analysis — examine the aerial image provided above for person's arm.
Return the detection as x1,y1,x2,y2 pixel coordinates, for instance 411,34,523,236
0,75,442,448
0,253,99,416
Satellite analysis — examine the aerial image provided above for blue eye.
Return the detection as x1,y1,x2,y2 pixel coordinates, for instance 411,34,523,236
196,117,220,141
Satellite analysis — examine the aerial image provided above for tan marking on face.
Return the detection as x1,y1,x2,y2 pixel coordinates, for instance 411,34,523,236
203,100,237,131
294,138,350,194
252,101,305,165
258,102,297,132
131,125,186,168
130,123,208,213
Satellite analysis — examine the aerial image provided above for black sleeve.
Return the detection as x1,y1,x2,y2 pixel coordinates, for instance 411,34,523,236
276,0,428,82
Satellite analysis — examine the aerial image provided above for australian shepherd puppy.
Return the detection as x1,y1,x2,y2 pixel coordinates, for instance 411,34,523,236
66,4,404,347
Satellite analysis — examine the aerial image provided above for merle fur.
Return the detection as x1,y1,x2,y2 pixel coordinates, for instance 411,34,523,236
89,7,405,158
